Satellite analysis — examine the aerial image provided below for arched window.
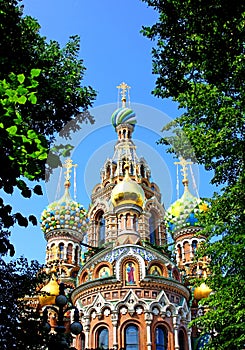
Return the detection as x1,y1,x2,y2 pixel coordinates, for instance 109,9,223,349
155,326,168,350
178,330,186,350
177,244,182,261
149,211,159,245
59,242,64,259
96,211,105,246
133,215,138,231
50,243,55,260
192,240,198,254
67,243,73,264
97,327,109,349
99,217,105,246
125,324,139,350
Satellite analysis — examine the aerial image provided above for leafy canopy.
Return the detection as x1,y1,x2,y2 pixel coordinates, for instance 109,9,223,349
0,0,96,256
0,2,96,348
142,0,245,349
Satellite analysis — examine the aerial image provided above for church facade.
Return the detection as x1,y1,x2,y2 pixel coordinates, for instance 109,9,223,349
40,83,210,350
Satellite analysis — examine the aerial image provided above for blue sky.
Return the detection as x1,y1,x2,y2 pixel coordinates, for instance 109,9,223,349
6,0,214,262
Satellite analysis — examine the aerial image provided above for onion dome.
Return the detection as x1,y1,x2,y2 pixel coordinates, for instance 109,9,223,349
41,180,88,236
165,157,209,234
111,107,136,128
39,275,60,307
111,164,145,209
194,282,212,300
165,178,208,234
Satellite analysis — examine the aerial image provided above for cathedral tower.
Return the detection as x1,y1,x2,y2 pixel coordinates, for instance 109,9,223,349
71,84,192,350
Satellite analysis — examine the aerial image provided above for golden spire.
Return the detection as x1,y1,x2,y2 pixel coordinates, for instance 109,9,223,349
63,158,77,188
117,82,131,108
174,156,192,188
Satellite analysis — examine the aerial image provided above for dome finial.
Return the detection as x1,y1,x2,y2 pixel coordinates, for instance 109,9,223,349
117,82,131,108
174,156,192,189
63,158,77,189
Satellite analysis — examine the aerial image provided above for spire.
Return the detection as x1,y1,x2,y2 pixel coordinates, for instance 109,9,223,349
117,82,131,108
174,157,192,190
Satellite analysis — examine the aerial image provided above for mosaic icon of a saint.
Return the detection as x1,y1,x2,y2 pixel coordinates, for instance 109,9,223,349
99,266,110,278
126,262,136,284
150,265,161,276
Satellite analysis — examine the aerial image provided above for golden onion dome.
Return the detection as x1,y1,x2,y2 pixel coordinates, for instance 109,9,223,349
111,165,145,209
194,282,212,300
39,276,60,307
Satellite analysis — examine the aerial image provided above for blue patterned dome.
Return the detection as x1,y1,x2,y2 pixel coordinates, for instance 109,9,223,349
165,187,208,235
111,107,136,128
41,182,88,236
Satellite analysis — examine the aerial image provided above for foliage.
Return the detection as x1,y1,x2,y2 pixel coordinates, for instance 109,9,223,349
0,1,96,349
0,0,96,256
0,256,47,350
142,0,245,348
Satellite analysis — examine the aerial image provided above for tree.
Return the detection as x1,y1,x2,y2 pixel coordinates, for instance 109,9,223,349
0,0,96,255
142,1,245,349
0,1,96,349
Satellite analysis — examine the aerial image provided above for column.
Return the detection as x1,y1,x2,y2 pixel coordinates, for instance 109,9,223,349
144,312,153,350
83,317,90,349
111,312,119,349
173,316,180,350
187,328,192,350
181,242,185,262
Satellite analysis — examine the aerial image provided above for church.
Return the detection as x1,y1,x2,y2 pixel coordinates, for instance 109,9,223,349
39,83,211,350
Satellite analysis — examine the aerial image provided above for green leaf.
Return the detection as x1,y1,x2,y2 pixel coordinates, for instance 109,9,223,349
27,129,37,139
17,73,25,84
30,68,41,78
28,93,37,104
18,95,27,104
6,125,18,135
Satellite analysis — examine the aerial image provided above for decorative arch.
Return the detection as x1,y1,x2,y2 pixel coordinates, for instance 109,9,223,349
148,261,168,278
120,320,142,350
93,262,113,279
172,267,181,282
93,209,105,247
89,322,110,349
115,251,146,283
154,324,169,350
79,269,89,284
97,326,109,349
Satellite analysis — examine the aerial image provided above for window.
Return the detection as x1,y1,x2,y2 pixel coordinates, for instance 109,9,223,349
97,327,109,349
67,243,73,264
192,240,197,253
99,217,105,245
155,326,168,350
149,211,159,245
59,243,64,259
96,211,105,246
178,330,186,350
125,325,139,350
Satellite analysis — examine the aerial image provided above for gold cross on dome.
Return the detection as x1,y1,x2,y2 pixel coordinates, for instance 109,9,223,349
174,156,192,183
63,158,77,183
116,82,131,107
